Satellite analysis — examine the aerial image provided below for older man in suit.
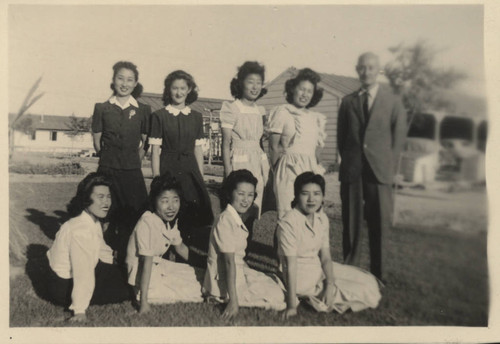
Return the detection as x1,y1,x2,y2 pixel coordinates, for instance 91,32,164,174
337,52,407,281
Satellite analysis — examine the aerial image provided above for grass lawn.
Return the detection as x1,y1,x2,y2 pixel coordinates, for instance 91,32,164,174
9,176,488,327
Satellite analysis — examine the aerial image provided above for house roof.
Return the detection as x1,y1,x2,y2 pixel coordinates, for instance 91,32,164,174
265,67,361,96
9,113,90,131
138,92,228,114
320,73,361,94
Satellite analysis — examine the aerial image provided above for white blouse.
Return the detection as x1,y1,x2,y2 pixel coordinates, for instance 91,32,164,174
47,211,113,314
126,211,183,286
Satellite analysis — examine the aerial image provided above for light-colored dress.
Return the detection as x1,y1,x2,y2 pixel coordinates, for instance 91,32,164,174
126,211,204,303
267,104,327,219
277,208,381,313
203,204,286,310
220,100,269,216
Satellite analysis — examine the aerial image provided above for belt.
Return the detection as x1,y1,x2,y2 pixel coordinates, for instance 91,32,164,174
162,149,194,160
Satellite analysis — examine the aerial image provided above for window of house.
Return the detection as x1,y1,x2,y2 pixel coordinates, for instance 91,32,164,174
31,131,36,140
50,131,58,141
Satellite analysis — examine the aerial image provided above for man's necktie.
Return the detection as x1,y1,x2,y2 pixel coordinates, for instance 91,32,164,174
362,92,370,123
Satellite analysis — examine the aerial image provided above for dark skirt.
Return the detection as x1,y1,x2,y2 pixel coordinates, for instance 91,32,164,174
160,152,213,227
47,261,131,309
160,151,214,267
97,166,148,264
96,165,148,214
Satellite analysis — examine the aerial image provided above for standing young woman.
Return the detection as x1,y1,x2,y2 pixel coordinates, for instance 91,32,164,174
149,70,214,266
220,61,269,218
267,68,327,219
47,173,131,322
91,61,151,263
277,172,381,319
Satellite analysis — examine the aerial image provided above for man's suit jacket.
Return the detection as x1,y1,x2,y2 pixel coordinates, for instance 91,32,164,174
337,85,407,184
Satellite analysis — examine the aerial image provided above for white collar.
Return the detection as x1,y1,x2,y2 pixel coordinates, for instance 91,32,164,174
359,83,379,98
292,208,323,233
161,218,178,238
284,103,308,116
109,95,138,109
165,218,178,231
81,210,103,233
226,204,248,232
166,104,191,116
235,99,261,114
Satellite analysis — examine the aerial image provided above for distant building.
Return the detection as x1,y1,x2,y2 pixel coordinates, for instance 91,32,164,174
10,114,93,154
257,67,361,166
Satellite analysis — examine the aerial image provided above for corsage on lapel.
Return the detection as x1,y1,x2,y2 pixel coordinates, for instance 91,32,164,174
129,109,136,119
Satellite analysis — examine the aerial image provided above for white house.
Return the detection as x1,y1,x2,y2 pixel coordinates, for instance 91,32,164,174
10,114,94,154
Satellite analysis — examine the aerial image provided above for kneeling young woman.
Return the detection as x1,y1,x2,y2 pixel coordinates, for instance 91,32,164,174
203,169,286,319
277,172,381,319
46,173,131,322
126,175,204,314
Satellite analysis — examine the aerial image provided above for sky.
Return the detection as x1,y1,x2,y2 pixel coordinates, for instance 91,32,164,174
8,4,485,117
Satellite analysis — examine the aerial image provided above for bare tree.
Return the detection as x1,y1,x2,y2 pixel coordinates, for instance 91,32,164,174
9,77,44,159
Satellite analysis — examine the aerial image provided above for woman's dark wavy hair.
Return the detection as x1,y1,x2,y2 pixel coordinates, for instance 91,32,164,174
148,173,184,216
66,172,115,219
284,68,323,108
219,169,258,210
230,61,268,100
162,70,198,106
290,172,326,209
109,61,143,99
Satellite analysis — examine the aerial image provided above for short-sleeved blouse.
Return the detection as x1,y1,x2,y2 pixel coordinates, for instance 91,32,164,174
267,104,327,154
91,96,151,169
220,100,266,143
126,211,183,286
148,105,204,151
277,208,330,263
203,205,249,296
207,204,248,264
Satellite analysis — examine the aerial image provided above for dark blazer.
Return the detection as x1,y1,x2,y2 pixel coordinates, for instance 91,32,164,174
337,85,407,184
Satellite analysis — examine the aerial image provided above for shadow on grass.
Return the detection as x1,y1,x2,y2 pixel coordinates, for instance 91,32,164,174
25,244,52,303
25,208,69,240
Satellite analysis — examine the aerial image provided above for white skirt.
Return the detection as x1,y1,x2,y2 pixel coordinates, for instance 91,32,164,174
297,261,382,313
204,263,286,311
138,260,205,304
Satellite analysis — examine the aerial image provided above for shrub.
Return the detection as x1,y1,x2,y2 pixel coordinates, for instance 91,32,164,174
9,161,86,175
